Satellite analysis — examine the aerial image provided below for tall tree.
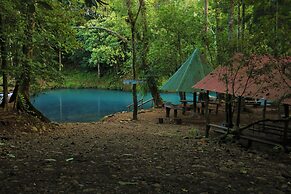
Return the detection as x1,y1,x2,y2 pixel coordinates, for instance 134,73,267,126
139,0,163,107
125,0,141,120
0,13,8,110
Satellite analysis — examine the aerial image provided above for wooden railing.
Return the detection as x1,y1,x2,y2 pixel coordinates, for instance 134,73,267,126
239,118,290,150
127,98,154,111
207,118,290,151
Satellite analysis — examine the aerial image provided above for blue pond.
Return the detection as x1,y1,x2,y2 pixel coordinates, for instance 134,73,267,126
31,89,194,123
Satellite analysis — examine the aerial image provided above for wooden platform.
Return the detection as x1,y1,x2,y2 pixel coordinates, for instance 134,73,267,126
206,118,290,152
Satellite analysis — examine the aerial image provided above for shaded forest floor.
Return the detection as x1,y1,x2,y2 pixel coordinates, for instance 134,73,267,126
1,108,291,193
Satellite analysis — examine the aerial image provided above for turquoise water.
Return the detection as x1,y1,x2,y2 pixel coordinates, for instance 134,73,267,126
31,89,196,123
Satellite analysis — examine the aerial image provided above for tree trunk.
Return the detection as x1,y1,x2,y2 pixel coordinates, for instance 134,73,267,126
176,33,182,71
58,49,62,71
241,0,245,42
97,63,101,78
126,0,139,120
237,1,241,52
204,0,208,33
20,2,36,100
15,1,50,122
139,0,163,107
0,13,9,111
214,1,222,63
203,0,213,65
228,0,234,41
9,81,19,106
131,27,138,120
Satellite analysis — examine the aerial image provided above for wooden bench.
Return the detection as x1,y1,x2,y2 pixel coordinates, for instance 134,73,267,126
197,101,220,115
164,104,183,118
206,123,228,137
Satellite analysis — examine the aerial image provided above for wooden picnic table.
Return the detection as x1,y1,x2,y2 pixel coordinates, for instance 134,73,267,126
164,103,183,118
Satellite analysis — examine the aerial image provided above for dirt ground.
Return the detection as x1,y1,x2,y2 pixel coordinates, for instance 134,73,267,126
1,108,291,194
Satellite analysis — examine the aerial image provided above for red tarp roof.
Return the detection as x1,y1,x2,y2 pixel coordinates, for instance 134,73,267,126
193,54,291,105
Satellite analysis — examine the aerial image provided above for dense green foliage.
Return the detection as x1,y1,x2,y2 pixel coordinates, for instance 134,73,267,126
0,0,290,113
71,0,290,79
32,68,129,92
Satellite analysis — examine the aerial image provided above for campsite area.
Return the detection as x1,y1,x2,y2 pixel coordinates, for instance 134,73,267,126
1,1,290,193
1,108,291,194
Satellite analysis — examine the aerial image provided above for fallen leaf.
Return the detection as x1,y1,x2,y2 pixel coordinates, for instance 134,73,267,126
7,154,15,158
118,181,138,186
66,158,74,162
44,159,57,162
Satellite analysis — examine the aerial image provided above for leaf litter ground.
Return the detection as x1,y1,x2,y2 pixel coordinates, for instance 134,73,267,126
0,108,291,193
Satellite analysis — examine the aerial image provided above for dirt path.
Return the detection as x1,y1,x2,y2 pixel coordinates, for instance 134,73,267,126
1,109,291,193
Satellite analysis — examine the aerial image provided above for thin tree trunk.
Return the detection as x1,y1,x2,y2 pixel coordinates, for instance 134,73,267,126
58,49,62,71
241,0,245,43
204,0,208,33
20,2,36,100
139,0,163,107
203,0,214,65
214,1,221,63
132,31,138,120
0,13,9,110
97,63,101,78
176,33,182,71
126,0,139,120
236,96,242,128
228,0,234,41
237,1,241,52
227,0,235,129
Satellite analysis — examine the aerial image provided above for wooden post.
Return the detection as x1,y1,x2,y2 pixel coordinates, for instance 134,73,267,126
263,99,267,120
174,109,178,118
236,96,242,127
193,92,197,113
225,94,229,126
283,104,289,118
166,107,170,117
182,92,186,115
205,124,210,138
205,90,210,129
262,99,267,130
283,104,289,151
228,94,233,128
205,90,210,137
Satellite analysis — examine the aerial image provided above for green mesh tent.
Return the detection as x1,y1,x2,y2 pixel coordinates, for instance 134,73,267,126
160,48,213,92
